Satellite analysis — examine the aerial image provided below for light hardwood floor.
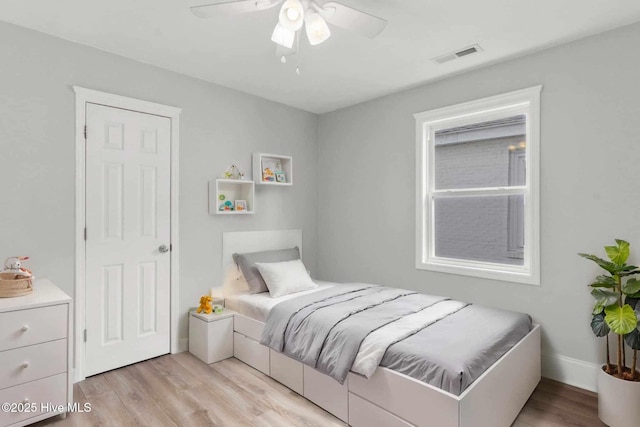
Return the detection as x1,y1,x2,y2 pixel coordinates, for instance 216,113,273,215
34,353,604,427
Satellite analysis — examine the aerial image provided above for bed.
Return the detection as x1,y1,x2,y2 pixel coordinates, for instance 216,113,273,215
222,230,541,427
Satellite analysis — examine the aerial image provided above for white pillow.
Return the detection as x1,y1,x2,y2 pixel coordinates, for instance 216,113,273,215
255,259,317,298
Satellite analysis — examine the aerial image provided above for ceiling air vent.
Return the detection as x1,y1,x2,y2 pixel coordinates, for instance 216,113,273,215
433,44,483,64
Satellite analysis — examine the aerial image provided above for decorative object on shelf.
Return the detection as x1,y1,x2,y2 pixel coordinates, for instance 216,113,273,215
224,164,245,180
263,168,275,182
213,305,224,314
219,200,235,211
235,200,247,211
197,295,213,315
253,153,293,186
578,239,640,427
0,256,34,297
275,172,287,183
262,157,282,182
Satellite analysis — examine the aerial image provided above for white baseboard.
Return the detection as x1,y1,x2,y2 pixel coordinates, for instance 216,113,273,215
176,337,189,353
542,352,599,392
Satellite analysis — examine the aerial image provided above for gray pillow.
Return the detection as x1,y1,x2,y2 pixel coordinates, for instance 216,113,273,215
232,247,301,294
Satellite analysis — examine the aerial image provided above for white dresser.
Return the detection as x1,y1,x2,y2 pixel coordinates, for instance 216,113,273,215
0,280,72,427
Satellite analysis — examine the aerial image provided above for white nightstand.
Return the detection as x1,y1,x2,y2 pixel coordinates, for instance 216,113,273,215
189,309,235,364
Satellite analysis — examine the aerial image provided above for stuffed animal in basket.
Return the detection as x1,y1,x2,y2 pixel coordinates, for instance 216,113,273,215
2,257,32,278
197,295,213,315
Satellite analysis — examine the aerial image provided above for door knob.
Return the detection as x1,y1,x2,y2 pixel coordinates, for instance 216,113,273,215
159,245,169,253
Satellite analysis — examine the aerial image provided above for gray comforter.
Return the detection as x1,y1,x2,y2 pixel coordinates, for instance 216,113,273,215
261,283,532,394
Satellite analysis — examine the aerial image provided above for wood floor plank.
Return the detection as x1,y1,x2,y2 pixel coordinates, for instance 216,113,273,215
103,366,179,427
77,375,112,399
213,358,344,426
33,354,603,427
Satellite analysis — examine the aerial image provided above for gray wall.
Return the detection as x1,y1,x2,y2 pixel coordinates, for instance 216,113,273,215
317,22,640,373
0,22,318,342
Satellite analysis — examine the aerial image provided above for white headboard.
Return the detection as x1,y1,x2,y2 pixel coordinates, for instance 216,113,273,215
221,229,303,294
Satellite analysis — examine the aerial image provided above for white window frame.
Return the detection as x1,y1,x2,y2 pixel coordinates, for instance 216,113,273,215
414,86,541,285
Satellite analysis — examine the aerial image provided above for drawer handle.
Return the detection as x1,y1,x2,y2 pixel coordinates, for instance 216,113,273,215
21,361,30,369
20,325,29,332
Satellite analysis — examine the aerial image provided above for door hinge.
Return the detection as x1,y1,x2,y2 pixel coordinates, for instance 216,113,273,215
170,244,173,252
84,125,87,140
83,329,87,342
84,227,87,241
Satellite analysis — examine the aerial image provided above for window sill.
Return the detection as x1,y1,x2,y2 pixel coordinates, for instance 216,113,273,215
416,258,540,286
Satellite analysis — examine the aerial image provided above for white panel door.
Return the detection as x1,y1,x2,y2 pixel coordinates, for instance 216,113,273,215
85,103,171,376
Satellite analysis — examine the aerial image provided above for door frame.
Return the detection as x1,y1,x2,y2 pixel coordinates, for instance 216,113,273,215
73,86,181,382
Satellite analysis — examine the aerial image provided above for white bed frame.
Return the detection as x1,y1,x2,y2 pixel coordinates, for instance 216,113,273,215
222,230,541,427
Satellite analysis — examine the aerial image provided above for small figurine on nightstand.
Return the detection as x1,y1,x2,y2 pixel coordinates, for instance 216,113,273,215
197,295,213,315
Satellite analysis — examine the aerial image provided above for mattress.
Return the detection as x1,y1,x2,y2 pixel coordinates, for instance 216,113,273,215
225,281,335,322
228,281,531,395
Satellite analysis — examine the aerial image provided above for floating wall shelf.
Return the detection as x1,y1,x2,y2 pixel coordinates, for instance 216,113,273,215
209,179,255,215
253,153,293,186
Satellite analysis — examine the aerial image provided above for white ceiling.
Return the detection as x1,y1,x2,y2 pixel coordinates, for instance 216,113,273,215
2,0,640,113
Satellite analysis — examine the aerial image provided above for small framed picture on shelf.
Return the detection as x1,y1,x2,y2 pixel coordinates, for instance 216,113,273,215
235,200,247,212
275,172,286,183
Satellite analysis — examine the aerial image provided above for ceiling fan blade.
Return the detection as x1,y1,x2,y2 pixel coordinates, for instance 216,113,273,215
191,0,281,18
320,2,387,38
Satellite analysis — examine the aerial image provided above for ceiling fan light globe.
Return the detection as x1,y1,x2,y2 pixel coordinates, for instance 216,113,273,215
304,12,331,46
271,22,295,49
286,8,299,21
279,0,304,31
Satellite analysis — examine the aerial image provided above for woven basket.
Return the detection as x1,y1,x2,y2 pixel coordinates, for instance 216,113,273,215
0,272,33,298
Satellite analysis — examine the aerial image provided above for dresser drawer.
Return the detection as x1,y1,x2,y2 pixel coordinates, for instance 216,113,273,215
0,340,67,390
0,373,67,426
0,305,67,352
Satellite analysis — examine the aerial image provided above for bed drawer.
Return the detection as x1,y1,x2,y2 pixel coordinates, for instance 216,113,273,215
270,349,303,394
233,315,264,341
0,373,67,426
349,393,414,427
0,304,68,352
233,333,269,375
303,365,348,422
0,339,67,390
348,369,459,427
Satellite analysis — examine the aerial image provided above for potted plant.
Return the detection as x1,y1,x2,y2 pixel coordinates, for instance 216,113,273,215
579,239,640,427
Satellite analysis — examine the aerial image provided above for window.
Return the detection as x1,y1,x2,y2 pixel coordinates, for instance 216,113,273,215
415,87,541,285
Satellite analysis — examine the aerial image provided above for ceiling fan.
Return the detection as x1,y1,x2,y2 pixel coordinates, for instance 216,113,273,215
191,0,387,50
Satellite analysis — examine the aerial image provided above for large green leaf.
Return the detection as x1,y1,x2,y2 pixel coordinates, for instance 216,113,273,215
589,275,617,289
625,306,640,349
605,240,630,265
605,304,638,335
578,253,618,274
625,329,640,350
591,288,619,307
591,313,610,337
623,278,640,296
617,266,640,277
